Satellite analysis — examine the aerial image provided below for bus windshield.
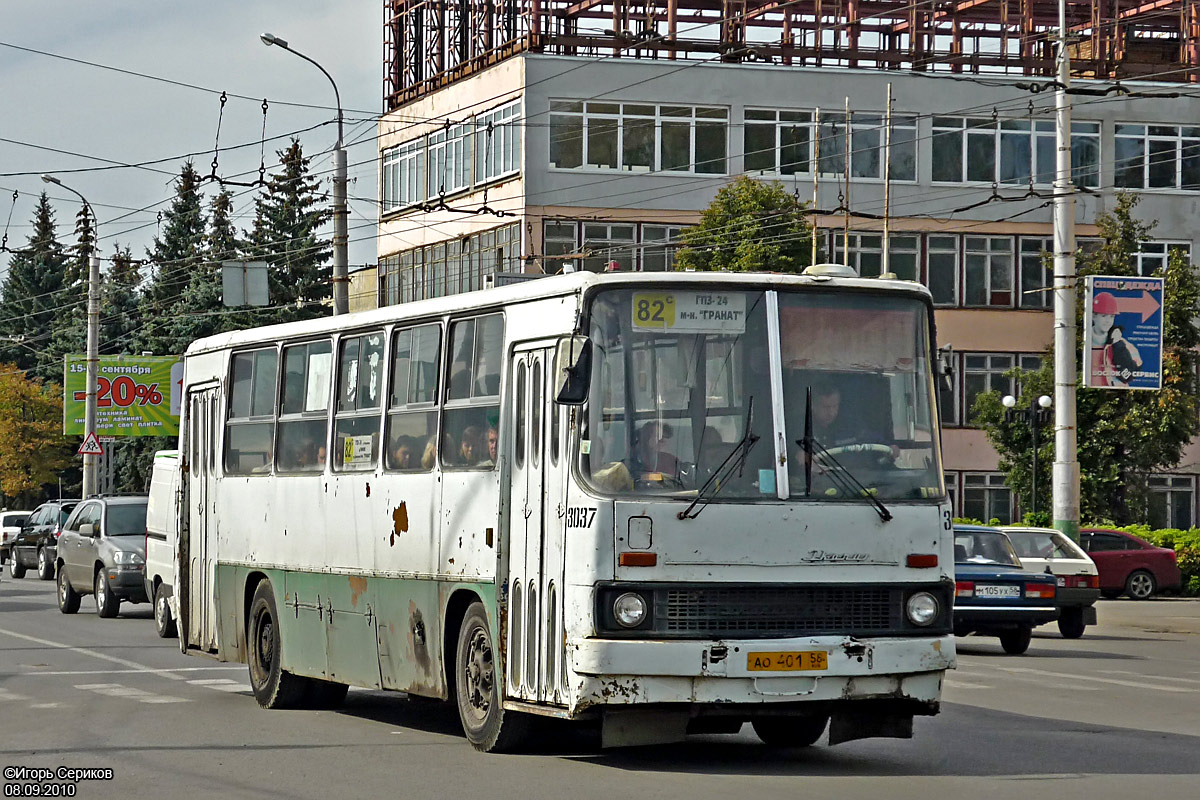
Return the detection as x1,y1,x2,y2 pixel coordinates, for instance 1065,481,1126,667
580,286,942,502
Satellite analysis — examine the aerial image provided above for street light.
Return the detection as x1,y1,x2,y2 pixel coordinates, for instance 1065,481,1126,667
41,174,100,499
1002,394,1053,517
260,32,347,316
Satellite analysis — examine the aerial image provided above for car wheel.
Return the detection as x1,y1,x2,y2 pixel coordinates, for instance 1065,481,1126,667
752,715,829,747
154,584,178,639
1126,570,1156,600
1057,607,1087,639
9,557,26,579
246,580,309,709
999,627,1033,655
94,570,120,618
57,567,80,614
37,548,54,580
1100,589,1122,600
455,601,530,752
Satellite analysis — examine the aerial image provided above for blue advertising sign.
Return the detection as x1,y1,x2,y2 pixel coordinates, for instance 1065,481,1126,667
1082,275,1164,390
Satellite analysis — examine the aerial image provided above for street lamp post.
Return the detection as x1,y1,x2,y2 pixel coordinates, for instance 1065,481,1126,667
1002,394,1053,517
41,174,100,499
260,32,347,316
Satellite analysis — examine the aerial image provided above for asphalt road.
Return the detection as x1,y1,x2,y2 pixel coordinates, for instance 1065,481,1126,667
1,574,1197,800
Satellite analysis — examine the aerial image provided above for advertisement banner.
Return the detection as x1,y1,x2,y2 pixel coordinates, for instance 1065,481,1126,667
1082,276,1164,390
63,355,183,436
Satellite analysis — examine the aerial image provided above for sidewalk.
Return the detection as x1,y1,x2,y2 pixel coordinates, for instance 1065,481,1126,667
1096,597,1200,636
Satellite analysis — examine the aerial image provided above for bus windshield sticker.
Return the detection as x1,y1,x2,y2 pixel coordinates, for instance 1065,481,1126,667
632,291,747,335
344,434,373,466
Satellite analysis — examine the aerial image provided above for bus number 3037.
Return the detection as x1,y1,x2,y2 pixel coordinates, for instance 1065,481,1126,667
565,507,596,528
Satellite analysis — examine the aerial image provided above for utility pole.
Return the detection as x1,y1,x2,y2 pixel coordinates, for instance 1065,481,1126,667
42,175,100,498
261,32,348,315
1052,0,1081,542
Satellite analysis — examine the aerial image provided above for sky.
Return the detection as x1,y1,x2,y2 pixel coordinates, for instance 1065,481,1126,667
1,1,383,284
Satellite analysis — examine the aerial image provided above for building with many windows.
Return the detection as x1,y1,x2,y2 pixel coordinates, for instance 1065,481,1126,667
359,0,1200,526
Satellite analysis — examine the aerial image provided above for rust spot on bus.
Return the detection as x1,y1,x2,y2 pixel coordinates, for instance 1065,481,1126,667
348,576,368,609
390,502,409,546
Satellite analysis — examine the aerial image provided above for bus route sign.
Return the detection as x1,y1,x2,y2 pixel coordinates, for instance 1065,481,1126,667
63,355,183,437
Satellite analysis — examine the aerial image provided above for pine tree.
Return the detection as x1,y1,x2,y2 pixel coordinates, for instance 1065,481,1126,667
247,139,332,322
0,194,69,381
42,206,95,383
101,245,142,354
138,162,207,355
166,190,251,346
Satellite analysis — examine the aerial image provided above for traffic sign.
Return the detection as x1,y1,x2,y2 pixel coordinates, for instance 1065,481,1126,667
78,432,105,456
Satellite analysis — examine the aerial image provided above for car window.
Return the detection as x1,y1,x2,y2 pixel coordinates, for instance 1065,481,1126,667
26,507,46,527
106,504,148,537
1086,533,1127,552
63,505,86,533
1007,530,1084,560
57,504,78,526
954,530,1022,566
1,513,28,527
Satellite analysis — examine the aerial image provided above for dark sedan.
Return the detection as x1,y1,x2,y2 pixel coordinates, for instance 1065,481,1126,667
1080,528,1183,600
953,525,1058,655
9,500,79,580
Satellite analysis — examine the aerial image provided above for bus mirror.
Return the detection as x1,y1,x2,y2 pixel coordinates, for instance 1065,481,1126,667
937,345,954,394
555,336,592,405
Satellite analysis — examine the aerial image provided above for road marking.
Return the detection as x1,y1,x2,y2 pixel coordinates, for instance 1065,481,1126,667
0,688,31,702
0,627,187,681
30,703,61,709
985,665,1196,693
187,679,251,693
75,683,190,704
943,679,992,689
1105,669,1200,685
4,666,244,677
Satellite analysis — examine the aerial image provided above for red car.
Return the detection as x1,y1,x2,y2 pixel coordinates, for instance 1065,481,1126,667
1079,528,1182,600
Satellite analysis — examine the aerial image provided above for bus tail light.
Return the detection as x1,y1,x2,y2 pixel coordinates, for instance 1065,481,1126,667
619,552,657,567
907,554,938,568
955,581,975,598
1025,583,1056,599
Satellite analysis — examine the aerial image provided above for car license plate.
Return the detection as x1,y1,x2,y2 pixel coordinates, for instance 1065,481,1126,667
747,651,828,671
975,584,1021,598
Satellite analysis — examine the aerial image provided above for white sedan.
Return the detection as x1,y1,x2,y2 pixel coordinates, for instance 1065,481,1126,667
1000,527,1100,639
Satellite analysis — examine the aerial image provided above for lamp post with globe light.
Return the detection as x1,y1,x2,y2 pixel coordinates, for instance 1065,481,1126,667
1002,394,1053,517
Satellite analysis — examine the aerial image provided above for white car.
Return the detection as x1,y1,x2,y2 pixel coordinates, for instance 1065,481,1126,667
1,510,32,566
1000,526,1100,639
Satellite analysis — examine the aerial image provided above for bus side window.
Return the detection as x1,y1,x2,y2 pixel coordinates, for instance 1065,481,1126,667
386,324,441,472
276,340,332,473
225,348,278,475
334,331,385,472
442,314,503,470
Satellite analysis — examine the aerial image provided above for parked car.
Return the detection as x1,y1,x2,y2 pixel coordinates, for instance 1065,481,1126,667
9,500,80,580
953,525,1058,655
1079,528,1183,600
56,495,149,618
0,510,31,565
1000,526,1100,639
144,450,180,638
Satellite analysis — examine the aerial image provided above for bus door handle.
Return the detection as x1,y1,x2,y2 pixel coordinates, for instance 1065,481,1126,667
523,506,532,520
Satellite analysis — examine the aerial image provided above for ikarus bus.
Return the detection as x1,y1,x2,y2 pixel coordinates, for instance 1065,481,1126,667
174,265,956,752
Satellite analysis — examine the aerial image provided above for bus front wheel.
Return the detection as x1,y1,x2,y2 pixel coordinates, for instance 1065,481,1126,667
455,601,530,752
247,580,308,709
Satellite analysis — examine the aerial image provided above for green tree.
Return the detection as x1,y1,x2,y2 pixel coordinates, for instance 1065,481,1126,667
674,176,813,273
973,194,1200,524
247,139,331,321
101,245,143,354
42,206,96,382
166,190,250,346
0,194,69,380
138,162,207,355
0,364,72,506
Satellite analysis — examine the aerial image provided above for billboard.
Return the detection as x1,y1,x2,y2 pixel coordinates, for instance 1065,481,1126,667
1082,276,1164,390
64,355,183,437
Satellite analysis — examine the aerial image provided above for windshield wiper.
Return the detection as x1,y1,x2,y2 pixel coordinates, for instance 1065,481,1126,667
678,397,760,520
795,435,893,523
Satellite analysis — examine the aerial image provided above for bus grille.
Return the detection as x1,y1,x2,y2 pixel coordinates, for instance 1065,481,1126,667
659,586,900,637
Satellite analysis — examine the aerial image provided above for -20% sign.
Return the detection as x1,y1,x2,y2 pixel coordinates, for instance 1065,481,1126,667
73,376,164,408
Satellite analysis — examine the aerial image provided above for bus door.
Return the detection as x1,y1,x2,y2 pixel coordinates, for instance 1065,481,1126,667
184,385,220,653
506,345,566,704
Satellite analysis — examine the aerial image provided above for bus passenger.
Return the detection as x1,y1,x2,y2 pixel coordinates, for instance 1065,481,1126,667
633,420,679,477
458,426,483,466
421,436,438,470
476,425,499,468
391,437,415,470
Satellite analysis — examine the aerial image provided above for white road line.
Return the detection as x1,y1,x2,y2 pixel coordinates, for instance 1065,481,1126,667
0,688,31,702
187,679,251,693
943,679,992,689
1105,669,1200,685
986,665,1196,693
0,627,187,681
30,703,62,708
75,683,190,704
4,666,244,677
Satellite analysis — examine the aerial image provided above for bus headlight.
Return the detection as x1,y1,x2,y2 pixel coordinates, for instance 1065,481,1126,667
613,592,648,628
906,592,939,626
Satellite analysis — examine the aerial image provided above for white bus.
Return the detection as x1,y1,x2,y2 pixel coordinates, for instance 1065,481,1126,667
175,267,955,752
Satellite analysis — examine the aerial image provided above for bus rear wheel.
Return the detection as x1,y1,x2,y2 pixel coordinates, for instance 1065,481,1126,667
455,601,529,752
247,580,308,709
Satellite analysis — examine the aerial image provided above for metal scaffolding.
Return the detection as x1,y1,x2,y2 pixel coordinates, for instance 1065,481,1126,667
385,0,1200,109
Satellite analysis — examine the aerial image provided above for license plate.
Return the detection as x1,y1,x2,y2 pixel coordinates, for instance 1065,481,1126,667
975,584,1021,598
747,651,828,672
